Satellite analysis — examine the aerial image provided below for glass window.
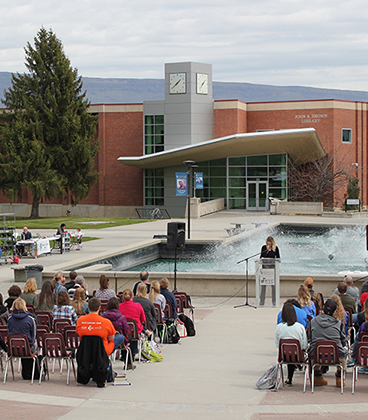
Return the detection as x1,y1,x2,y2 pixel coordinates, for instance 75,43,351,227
247,167,268,177
229,167,245,177
269,188,287,199
247,155,267,166
229,178,246,187
210,158,226,166
144,168,165,206
209,188,226,198
229,188,246,198
210,167,226,177
155,115,164,124
269,154,286,165
144,115,164,154
342,128,352,143
229,157,246,165
145,115,154,125
210,178,227,187
228,198,246,209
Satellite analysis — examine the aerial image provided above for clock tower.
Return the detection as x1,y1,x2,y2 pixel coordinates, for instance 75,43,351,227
164,62,214,150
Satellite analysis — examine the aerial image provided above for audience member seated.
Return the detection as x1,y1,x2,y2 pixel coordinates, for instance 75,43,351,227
119,289,146,367
275,302,307,385
64,271,78,290
0,293,9,324
304,277,320,313
309,299,348,387
149,280,166,319
333,275,359,308
133,270,151,296
349,315,368,370
298,284,316,319
68,275,88,298
53,291,78,326
8,298,37,352
330,294,348,333
33,280,55,314
77,297,125,355
277,298,308,328
337,282,356,313
52,272,67,296
71,288,90,316
159,278,178,319
95,275,116,300
76,298,125,387
22,278,38,305
5,285,22,309
354,298,368,329
133,283,157,332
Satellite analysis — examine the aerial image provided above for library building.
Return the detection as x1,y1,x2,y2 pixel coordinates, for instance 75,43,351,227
1,61,367,217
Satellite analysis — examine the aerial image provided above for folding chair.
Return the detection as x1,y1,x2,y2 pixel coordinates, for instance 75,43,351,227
99,300,108,315
344,307,354,345
278,338,309,392
174,291,194,320
126,318,142,364
311,340,344,394
0,325,8,343
359,331,368,342
4,334,39,384
154,303,167,344
352,342,368,393
36,325,50,356
53,318,72,333
40,333,76,385
63,326,80,353
26,304,34,314
316,293,324,312
35,311,53,330
164,303,173,320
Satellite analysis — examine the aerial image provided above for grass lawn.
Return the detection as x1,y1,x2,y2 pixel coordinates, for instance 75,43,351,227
16,216,150,230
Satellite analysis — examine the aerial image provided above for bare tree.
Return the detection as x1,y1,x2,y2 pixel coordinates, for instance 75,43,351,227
288,150,352,207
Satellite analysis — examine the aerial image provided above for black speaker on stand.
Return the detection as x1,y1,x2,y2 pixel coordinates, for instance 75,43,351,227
167,222,186,291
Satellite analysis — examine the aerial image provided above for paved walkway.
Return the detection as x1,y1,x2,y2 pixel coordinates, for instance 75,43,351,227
1,211,368,419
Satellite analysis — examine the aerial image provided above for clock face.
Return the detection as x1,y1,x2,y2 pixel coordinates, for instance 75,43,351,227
196,73,208,94
169,73,186,94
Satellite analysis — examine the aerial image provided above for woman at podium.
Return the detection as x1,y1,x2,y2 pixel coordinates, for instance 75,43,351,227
259,236,280,306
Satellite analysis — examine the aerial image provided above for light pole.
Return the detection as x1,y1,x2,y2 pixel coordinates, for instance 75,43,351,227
184,160,195,239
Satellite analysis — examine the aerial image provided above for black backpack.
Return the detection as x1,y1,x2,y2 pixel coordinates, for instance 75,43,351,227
179,314,196,336
166,321,180,344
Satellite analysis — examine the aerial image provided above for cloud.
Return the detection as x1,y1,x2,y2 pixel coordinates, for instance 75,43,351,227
1,0,368,90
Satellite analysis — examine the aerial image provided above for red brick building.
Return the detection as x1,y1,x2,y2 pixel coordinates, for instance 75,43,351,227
0,62,366,217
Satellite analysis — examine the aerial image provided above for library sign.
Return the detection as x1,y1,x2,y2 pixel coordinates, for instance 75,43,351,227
295,113,328,123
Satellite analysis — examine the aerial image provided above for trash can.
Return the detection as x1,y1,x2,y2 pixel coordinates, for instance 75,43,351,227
25,265,44,289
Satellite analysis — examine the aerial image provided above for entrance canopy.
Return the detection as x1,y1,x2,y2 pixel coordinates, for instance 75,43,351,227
118,128,325,169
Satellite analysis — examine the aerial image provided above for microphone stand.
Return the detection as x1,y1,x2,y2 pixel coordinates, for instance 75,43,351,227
234,252,261,309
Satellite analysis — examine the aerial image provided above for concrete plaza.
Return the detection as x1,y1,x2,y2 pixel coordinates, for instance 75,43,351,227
1,211,368,420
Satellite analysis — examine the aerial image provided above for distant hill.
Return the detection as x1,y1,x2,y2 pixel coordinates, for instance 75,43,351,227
2,71,368,104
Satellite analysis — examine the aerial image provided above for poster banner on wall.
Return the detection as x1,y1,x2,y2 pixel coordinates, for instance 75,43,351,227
176,173,187,196
195,172,203,189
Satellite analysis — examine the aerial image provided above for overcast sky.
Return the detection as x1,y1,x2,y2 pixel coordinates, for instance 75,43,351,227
1,0,368,91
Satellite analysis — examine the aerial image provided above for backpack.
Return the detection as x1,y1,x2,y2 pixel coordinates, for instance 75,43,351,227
141,340,163,362
178,314,196,336
165,321,180,344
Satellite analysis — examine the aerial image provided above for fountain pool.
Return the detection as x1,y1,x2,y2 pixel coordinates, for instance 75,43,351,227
103,224,368,275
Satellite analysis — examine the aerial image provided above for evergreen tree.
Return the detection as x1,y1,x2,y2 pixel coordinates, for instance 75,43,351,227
0,27,99,218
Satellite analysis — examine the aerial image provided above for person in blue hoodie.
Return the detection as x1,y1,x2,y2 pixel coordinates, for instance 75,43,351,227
277,299,308,329
7,298,37,352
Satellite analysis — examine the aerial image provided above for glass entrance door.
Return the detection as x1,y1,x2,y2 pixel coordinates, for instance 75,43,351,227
247,181,268,211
